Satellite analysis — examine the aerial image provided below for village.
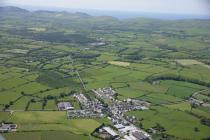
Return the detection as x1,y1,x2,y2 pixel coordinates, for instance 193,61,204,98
0,87,151,139
58,87,151,140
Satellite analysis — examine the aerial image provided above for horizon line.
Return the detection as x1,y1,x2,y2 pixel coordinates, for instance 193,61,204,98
2,5,210,20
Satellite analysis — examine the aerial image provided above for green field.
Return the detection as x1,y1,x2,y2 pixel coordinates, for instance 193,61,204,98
127,106,210,140
6,111,101,133
2,131,97,140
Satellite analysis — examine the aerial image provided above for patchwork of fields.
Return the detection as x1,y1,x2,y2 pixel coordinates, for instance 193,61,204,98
0,6,210,140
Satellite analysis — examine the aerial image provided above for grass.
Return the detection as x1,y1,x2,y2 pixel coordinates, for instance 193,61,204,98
116,87,147,99
36,71,80,88
180,65,210,83
28,27,46,32
8,111,101,134
108,61,130,67
45,100,57,110
141,93,183,105
130,82,168,94
2,131,98,140
1,15,210,140
166,102,191,111
127,106,210,140
176,59,204,65
28,102,43,110
10,96,29,110
0,77,27,90
14,82,49,94
166,102,210,119
0,91,21,104
81,65,150,90
0,112,10,122
176,59,210,68
160,80,205,98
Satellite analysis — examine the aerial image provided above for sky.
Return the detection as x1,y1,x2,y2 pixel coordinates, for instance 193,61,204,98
1,0,210,15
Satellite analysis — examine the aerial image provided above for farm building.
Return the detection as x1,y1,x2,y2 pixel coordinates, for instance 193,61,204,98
67,110,103,119
92,87,116,99
102,126,119,138
132,131,150,140
57,102,74,110
0,123,17,132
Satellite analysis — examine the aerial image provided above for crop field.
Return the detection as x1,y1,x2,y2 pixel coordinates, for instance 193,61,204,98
176,59,210,68
108,61,130,67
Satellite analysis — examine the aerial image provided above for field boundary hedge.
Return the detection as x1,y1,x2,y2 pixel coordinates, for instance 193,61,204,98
145,74,210,87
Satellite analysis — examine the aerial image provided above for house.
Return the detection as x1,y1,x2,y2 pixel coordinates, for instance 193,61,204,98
74,93,88,105
92,87,116,100
188,97,204,106
57,102,74,111
114,124,125,129
103,126,119,138
124,134,138,140
132,131,150,140
0,123,17,132
67,110,103,119
88,42,106,47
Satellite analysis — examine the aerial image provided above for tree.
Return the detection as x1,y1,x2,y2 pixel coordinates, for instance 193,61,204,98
139,122,143,128
47,95,55,100
190,102,198,111
60,93,66,98
4,104,10,109
31,98,36,103
9,101,14,105
46,89,50,92
71,90,76,94
21,91,25,95
194,127,199,132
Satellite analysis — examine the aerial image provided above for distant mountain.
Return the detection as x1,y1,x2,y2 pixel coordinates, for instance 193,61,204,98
0,6,209,32
0,6,29,13
75,12,91,18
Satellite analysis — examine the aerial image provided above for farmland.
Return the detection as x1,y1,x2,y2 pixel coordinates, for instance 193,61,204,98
0,6,210,140
108,61,130,67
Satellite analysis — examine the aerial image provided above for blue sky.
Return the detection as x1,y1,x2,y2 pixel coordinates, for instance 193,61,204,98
1,0,210,15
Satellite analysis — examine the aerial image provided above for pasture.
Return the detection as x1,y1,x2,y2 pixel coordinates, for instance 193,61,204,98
8,111,101,134
176,59,210,69
127,106,210,140
2,131,98,140
108,61,130,67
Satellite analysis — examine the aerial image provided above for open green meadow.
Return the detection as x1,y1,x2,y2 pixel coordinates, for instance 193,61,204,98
2,131,97,140
127,106,210,140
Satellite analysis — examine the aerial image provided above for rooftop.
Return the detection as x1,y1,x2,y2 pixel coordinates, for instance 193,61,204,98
103,126,118,137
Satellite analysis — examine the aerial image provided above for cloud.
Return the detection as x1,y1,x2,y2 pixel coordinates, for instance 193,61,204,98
0,0,6,6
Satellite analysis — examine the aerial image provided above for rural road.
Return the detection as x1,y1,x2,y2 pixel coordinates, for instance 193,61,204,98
76,70,86,90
